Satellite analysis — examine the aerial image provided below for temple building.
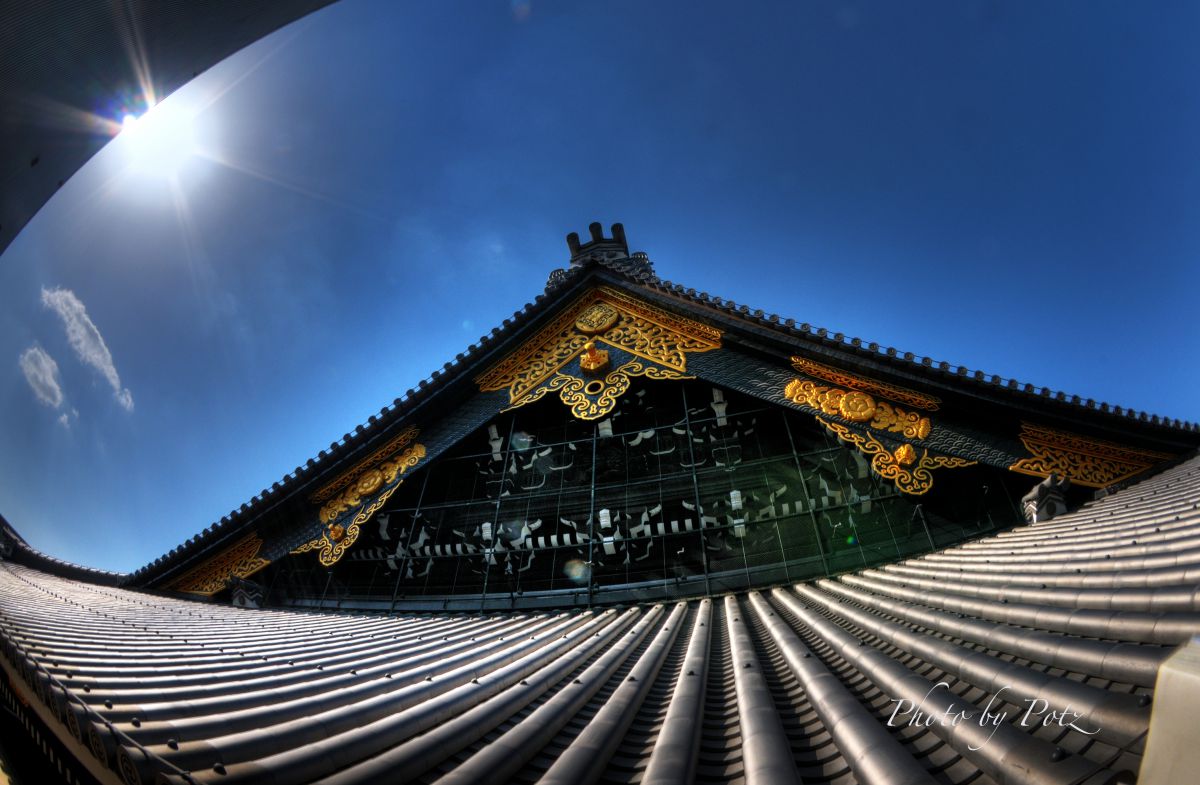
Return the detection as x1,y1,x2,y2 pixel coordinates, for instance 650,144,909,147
2,224,1199,785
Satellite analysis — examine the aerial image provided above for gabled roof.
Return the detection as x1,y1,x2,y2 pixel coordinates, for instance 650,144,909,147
25,223,1194,589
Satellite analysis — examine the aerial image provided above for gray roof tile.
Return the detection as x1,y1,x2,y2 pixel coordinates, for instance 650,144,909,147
4,453,1198,784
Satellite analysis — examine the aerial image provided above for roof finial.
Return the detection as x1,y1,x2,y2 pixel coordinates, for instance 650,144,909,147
548,222,656,290
566,221,630,266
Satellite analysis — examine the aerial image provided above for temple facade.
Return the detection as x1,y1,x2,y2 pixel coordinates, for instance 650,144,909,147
1,224,1198,784
130,223,1196,613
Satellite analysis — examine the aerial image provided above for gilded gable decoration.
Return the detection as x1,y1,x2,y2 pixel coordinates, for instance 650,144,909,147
173,534,270,596
818,417,976,495
1008,423,1170,488
476,286,721,421
791,356,941,411
784,378,932,441
310,425,419,505
296,429,427,567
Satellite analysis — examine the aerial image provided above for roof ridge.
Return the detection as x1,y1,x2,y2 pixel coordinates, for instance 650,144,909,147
638,270,1199,433
1,514,127,584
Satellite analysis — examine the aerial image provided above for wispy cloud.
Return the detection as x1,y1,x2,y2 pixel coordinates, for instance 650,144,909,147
41,287,134,412
19,345,65,408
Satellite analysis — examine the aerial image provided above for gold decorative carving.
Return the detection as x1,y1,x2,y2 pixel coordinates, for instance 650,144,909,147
785,379,931,440
174,535,270,596
476,286,720,419
297,442,427,567
1008,423,1170,488
575,303,619,335
544,360,687,421
579,341,610,373
817,417,975,495
318,443,426,524
311,425,419,504
791,356,940,411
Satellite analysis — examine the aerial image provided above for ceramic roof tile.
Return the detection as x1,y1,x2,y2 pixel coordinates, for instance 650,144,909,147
3,454,1199,784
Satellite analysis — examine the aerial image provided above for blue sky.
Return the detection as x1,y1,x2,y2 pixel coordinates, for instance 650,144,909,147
3,0,1198,572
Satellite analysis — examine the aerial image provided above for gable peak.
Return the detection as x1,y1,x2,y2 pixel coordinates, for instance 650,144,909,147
548,221,656,289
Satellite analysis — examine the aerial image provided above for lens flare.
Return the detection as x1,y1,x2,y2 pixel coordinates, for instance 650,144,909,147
563,559,589,584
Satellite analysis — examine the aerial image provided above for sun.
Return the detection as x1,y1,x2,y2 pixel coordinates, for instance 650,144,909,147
117,98,200,176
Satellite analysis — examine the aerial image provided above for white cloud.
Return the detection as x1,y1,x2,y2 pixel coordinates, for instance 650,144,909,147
19,346,65,408
41,287,134,412
58,413,70,428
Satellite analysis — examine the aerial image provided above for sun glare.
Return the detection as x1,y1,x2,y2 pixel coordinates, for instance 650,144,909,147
118,98,199,176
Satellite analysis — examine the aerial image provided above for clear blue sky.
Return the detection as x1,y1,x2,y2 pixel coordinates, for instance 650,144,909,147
3,1,1198,572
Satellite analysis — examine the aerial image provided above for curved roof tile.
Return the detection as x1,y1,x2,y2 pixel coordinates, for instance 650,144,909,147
4,453,1198,783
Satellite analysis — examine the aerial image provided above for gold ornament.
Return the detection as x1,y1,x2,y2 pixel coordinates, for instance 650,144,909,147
311,425,418,504
476,286,720,419
318,444,426,524
575,303,620,334
544,360,686,420
817,417,975,495
1008,423,1170,488
785,379,931,440
579,341,610,373
296,441,427,567
173,535,270,596
838,390,877,422
790,356,941,411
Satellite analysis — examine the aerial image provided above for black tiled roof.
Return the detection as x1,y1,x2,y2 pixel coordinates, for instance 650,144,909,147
3,453,1198,784
0,514,125,586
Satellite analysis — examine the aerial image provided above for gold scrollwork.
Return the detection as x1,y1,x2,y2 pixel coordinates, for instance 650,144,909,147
310,425,419,504
476,286,720,419
318,443,426,524
817,417,975,495
298,442,427,567
791,356,940,411
1008,423,1170,488
541,360,687,421
785,379,931,440
173,534,270,596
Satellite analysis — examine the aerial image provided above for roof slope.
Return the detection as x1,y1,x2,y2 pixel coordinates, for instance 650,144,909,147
0,512,125,586
3,452,1198,784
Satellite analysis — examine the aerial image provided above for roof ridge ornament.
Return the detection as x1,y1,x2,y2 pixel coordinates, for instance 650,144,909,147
568,222,627,263
546,222,656,289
